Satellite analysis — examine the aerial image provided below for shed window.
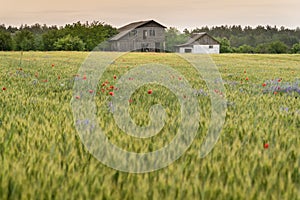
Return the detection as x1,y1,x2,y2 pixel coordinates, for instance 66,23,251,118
209,45,213,49
184,48,192,53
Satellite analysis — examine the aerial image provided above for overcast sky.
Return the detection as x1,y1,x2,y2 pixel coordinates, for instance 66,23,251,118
1,0,299,31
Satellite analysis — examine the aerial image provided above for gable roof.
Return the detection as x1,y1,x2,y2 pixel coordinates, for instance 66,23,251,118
175,32,220,47
118,20,166,32
110,20,166,41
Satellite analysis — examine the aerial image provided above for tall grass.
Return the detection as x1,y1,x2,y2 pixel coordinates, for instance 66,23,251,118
0,52,299,199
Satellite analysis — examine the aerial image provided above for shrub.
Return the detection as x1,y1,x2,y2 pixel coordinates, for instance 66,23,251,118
291,43,300,53
53,34,85,51
0,31,13,50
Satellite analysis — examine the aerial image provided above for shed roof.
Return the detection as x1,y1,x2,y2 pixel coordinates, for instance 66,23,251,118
175,32,220,47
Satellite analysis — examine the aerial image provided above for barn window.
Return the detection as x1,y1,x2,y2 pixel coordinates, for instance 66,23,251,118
209,45,213,49
143,30,148,39
129,30,137,37
184,48,192,53
150,30,155,36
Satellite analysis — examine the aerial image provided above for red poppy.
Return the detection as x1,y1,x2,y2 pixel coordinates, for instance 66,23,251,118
264,143,269,149
129,99,133,103
83,76,87,80
52,64,55,67
89,90,94,94
148,90,153,94
278,79,281,82
110,85,114,89
76,96,80,99
245,77,249,81
274,91,278,95
58,76,61,80
113,75,117,79
109,92,114,96
2,87,6,91
262,83,267,87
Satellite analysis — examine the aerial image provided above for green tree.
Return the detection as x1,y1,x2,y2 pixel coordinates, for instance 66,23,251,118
60,21,117,51
217,37,233,53
268,41,288,54
14,30,35,50
0,31,13,50
165,27,188,52
42,29,63,51
53,34,85,51
255,43,270,54
291,43,300,53
237,44,255,53
34,34,44,50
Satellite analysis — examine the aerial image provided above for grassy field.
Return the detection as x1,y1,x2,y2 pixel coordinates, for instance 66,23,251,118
0,52,299,199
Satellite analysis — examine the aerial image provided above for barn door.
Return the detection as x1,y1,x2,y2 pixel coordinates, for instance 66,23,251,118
155,42,160,52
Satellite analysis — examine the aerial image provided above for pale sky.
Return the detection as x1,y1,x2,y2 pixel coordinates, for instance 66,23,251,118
1,0,299,31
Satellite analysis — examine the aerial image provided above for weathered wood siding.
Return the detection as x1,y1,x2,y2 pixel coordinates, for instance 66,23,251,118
195,35,219,45
111,26,165,51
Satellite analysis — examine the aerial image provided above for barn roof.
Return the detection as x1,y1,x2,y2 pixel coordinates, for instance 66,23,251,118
175,32,220,47
110,20,166,41
109,29,132,41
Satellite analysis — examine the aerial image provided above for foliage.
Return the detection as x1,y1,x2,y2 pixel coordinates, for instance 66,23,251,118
255,41,288,54
0,30,12,50
60,21,118,51
255,43,271,54
217,37,233,53
268,41,288,54
42,29,64,51
33,34,44,51
237,44,255,53
0,21,117,51
165,27,189,52
14,30,35,51
291,43,300,53
53,34,85,51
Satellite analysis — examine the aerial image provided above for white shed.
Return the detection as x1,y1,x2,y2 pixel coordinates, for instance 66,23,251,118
175,32,220,54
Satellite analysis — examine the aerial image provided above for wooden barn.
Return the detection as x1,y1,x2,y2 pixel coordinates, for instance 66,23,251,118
175,33,220,54
109,20,166,52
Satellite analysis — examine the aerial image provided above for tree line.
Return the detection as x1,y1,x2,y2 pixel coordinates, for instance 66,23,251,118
0,21,117,51
0,22,300,53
